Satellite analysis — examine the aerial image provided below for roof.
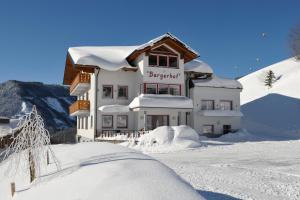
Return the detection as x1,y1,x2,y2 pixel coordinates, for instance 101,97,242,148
184,59,213,73
192,75,243,89
129,94,193,110
64,33,199,84
127,33,198,64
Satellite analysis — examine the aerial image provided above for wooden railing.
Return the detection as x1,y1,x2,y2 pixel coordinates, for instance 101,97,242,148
69,100,90,115
70,73,91,93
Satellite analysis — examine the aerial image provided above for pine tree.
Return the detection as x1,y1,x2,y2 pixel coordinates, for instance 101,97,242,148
1,105,60,183
264,70,276,88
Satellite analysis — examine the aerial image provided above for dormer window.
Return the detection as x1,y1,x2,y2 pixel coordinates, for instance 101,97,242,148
148,45,179,68
149,54,178,68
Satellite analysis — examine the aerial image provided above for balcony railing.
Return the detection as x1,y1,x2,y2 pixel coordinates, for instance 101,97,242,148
70,73,91,96
69,100,90,116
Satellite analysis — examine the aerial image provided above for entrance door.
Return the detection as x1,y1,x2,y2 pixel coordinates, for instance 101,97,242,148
146,115,169,130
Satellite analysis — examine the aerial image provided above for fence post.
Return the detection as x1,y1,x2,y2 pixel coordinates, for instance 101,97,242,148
11,182,15,197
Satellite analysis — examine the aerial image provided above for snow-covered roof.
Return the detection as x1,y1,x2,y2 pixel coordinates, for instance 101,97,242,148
199,110,243,117
129,94,193,110
134,33,199,56
99,105,130,113
193,75,243,89
184,59,213,74
68,46,138,71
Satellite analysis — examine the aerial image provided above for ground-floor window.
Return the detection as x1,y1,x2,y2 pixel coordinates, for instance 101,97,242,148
146,115,169,130
102,115,113,128
223,125,232,134
203,125,214,134
85,117,88,130
90,115,93,128
117,115,128,128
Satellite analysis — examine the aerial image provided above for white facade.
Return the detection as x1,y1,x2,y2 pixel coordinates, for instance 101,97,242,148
65,33,243,140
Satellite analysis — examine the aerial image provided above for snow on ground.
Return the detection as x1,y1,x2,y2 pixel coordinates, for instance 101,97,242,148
239,57,300,136
123,126,202,153
148,132,300,200
0,142,203,200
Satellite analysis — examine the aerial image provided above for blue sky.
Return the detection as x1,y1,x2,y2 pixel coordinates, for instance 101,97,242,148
0,0,299,84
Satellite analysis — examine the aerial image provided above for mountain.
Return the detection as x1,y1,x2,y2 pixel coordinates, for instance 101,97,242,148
0,80,76,133
239,57,300,137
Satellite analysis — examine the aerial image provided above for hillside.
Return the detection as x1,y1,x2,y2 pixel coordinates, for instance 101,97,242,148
0,80,76,133
239,57,300,137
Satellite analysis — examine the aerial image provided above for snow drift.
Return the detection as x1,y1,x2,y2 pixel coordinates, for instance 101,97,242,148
127,126,202,152
0,142,203,200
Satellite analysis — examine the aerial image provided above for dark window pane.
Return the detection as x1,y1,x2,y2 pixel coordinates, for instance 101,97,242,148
103,86,113,98
149,55,157,66
169,56,178,68
169,85,180,95
102,115,113,128
158,84,168,94
118,86,128,98
159,56,167,66
146,84,157,94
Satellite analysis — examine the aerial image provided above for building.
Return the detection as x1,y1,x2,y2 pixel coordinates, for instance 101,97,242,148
63,33,243,141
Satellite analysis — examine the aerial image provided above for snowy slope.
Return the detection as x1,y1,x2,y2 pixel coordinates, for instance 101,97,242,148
239,57,300,136
0,143,203,200
0,80,76,133
239,57,300,104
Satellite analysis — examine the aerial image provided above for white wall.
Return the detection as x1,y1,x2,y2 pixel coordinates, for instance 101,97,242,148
190,86,242,134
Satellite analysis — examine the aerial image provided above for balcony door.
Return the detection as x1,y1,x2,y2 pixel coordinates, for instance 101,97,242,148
146,115,169,130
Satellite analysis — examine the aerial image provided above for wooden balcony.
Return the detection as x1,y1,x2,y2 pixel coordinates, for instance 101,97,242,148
70,73,91,96
69,100,90,116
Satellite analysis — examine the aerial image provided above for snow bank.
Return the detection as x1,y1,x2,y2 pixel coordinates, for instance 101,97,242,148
98,104,130,113
126,126,202,152
0,143,203,200
129,94,193,110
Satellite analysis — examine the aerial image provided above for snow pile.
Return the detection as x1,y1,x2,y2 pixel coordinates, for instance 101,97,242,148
184,59,213,74
98,104,130,113
127,126,202,152
129,94,193,110
239,57,300,135
0,143,203,200
193,75,242,89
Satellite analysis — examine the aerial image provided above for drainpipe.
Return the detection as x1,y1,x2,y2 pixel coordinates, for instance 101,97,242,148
94,68,100,140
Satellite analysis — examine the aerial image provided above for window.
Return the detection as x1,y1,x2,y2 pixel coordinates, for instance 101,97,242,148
158,84,168,94
118,86,128,99
146,83,157,94
169,85,180,95
143,83,181,95
169,56,178,68
117,115,128,128
146,115,169,130
159,55,168,66
148,54,178,68
81,117,84,129
220,100,232,110
203,125,214,134
201,100,214,110
149,55,158,66
90,115,93,128
102,85,113,99
102,115,113,128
